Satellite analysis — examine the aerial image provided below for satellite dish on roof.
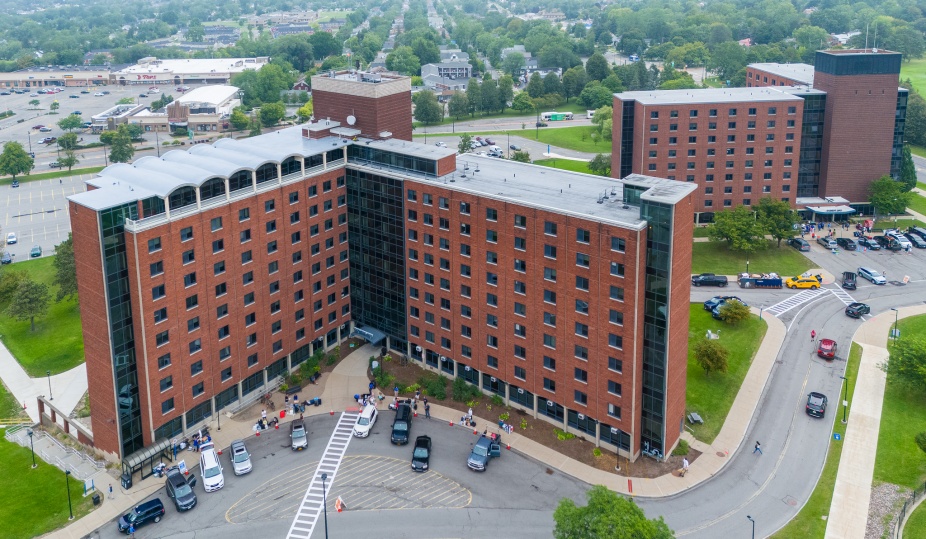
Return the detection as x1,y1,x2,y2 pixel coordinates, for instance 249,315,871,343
346,115,356,125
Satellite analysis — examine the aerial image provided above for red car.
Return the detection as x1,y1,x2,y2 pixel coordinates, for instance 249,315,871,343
817,339,837,360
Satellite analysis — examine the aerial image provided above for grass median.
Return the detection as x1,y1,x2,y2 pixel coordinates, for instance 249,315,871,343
908,192,926,217
691,240,814,276
0,166,105,186
771,343,861,538
685,304,768,444
0,256,84,376
0,437,96,538
904,502,926,537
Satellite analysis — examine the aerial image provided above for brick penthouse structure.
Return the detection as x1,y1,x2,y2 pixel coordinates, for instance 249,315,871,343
614,49,906,220
310,70,413,142
70,72,696,465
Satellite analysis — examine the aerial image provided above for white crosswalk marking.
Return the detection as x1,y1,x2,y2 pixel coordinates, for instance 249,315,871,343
829,286,857,306
765,289,829,317
286,410,359,539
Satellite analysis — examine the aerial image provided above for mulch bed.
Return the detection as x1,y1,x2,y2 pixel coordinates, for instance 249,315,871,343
374,358,701,480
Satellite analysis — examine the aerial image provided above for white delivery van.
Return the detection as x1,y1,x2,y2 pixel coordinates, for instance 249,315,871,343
489,145,502,153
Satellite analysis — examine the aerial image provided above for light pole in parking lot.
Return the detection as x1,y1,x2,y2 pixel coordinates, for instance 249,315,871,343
746,515,755,539
321,472,329,539
839,376,849,424
891,307,900,339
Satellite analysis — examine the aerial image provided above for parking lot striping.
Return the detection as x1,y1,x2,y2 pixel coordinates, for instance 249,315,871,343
285,410,359,539
226,462,320,523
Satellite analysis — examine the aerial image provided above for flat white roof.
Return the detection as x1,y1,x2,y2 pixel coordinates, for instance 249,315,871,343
749,63,815,85
116,58,265,76
617,86,806,106
176,85,240,106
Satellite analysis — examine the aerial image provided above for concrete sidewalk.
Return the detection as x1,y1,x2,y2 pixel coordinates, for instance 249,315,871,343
0,338,87,422
825,305,926,539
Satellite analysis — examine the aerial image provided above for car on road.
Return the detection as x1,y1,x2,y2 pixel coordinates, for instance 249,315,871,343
39,126,52,132
49,162,61,168
11,180,18,188
785,275,821,289
230,439,252,475
857,266,887,285
199,441,225,492
1,252,12,264
80,89,90,94
0,91,9,96
535,121,548,127
93,92,105,96
117,498,165,533
139,93,148,98
787,237,810,251
905,233,926,248
68,94,79,99
72,110,82,116
691,273,729,287
817,338,838,360
509,144,520,151
290,419,308,450
32,124,45,130
353,404,378,438
164,466,197,511
434,141,446,147
841,271,857,290
30,245,42,257
806,392,827,418
6,232,17,245
845,302,871,318
411,435,431,472
391,403,413,445
102,90,111,95
858,237,881,250
703,296,741,311
835,237,857,250
817,237,838,249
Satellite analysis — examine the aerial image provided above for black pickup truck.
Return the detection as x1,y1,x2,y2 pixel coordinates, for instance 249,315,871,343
691,273,729,287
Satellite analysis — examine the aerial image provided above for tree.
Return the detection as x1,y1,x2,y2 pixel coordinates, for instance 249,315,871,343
465,81,481,117
116,97,135,105
53,233,78,303
481,81,501,114
259,102,285,127
386,46,421,76
497,75,514,111
296,100,314,123
869,175,913,217
0,141,33,180
58,150,79,173
28,99,39,109
755,197,799,247
579,82,614,110
900,146,917,191
511,150,531,163
707,42,747,83
108,124,135,164
553,485,674,539
585,52,610,82
526,72,545,99
562,66,588,102
230,108,251,131
57,133,79,151
458,134,473,155
511,92,535,113
587,154,611,176
49,100,60,114
543,73,564,98
793,26,829,52
448,92,469,120
186,20,205,42
502,52,525,77
694,339,730,377
6,277,50,332
718,300,751,326
413,90,443,124
881,334,926,387
902,81,926,147
707,205,768,253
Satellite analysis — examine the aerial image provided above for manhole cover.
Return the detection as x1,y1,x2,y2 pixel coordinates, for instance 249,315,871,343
783,495,798,506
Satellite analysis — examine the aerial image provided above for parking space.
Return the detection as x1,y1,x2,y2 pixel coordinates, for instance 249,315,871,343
2,173,89,260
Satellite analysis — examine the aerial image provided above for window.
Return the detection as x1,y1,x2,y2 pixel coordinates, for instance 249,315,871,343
611,237,626,252
543,312,556,326
543,378,556,392
543,290,556,304
182,250,195,264
575,345,588,360
241,250,252,264
218,325,230,339
459,201,470,214
185,294,198,309
192,382,205,398
575,367,588,383
215,282,227,297
608,404,621,419
150,261,164,277
240,229,251,243
514,214,526,228
575,322,589,337
544,267,556,281
610,286,624,301
161,398,174,414
152,284,166,300
514,344,526,357
544,244,557,259
514,237,526,250
514,366,526,380
514,302,526,316
184,272,197,287
264,199,275,212
542,334,556,348
575,391,588,406
158,353,171,369
575,276,589,291
609,334,623,349
189,338,202,354
486,230,498,243
153,307,167,323
486,208,498,221
180,227,193,241
266,220,277,233
609,357,623,373
148,237,161,253
575,253,590,267
544,221,557,236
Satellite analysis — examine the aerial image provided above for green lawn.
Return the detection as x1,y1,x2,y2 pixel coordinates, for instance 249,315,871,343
772,343,861,539
0,437,96,538
0,166,105,186
691,240,814,276
909,145,926,160
874,315,926,489
0,257,84,376
908,192,926,216
900,57,926,95
685,304,768,444
415,125,611,154
904,500,926,538
533,158,594,174
693,226,712,238
0,380,26,420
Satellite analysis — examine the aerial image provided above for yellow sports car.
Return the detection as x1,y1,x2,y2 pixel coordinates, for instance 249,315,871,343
785,275,821,289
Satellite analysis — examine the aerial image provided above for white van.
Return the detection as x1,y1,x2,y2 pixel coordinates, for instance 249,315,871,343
199,442,225,492
488,145,501,153
353,404,378,437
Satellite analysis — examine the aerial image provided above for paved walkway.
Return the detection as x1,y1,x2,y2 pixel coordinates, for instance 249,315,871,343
0,339,87,422
825,304,926,539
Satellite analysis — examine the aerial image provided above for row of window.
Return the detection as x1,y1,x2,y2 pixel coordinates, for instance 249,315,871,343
702,197,790,208
649,119,795,132
654,159,793,172
647,131,796,146
649,106,796,119
650,145,794,158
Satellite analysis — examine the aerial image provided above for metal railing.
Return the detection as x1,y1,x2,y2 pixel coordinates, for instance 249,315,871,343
891,480,926,538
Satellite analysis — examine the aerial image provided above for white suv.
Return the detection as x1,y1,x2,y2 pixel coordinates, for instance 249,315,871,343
857,266,887,285
199,441,225,492
353,404,378,437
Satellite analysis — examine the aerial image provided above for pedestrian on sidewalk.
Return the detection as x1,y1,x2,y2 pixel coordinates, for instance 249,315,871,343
681,457,689,476
753,441,763,454
394,385,400,398
108,483,114,499
292,395,299,414
810,329,816,343
261,409,267,422
285,395,289,409
425,402,431,419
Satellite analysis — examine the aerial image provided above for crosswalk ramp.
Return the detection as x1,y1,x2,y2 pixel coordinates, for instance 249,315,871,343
286,410,359,539
765,289,829,317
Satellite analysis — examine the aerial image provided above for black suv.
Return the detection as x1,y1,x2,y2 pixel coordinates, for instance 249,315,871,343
845,302,871,318
691,273,728,287
858,237,881,250
165,466,197,511
841,271,857,290
117,498,165,533
806,392,827,418
391,403,413,445
835,238,857,251
905,233,926,249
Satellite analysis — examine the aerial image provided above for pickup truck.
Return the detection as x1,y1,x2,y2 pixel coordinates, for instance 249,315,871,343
691,273,729,287
467,433,502,472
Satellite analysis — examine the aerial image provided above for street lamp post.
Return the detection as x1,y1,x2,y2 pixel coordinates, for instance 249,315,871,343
840,376,849,424
27,429,37,468
47,370,53,400
746,257,750,275
27,131,32,153
746,515,755,539
321,472,329,539
65,470,74,520
891,307,900,340
507,132,510,159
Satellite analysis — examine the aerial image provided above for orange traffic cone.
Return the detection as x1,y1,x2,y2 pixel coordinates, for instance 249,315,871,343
335,496,345,512
449,420,454,426
473,428,478,435
255,430,260,436
330,410,334,416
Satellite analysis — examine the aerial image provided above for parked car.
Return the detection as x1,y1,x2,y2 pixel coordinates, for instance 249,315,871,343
32,124,45,130
841,271,857,290
806,392,828,418
230,439,252,475
411,435,432,472
353,404,378,438
102,90,111,95
68,94,79,99
908,226,926,241
117,498,165,533
93,92,105,96
691,273,729,287
835,238,857,250
887,231,912,249
485,138,495,145
817,237,838,249
30,245,42,257
391,403,413,445
139,93,148,98
845,302,871,318
291,420,308,450
785,275,821,289
149,87,161,93
535,121,548,127
858,237,881,250
49,162,62,168
711,298,747,320
1,252,12,264
10,180,18,188
80,89,91,94
434,141,446,147
39,126,52,132
703,296,741,311
857,267,887,285
787,237,810,251
905,233,926,248
6,232,17,245
164,466,197,511
40,137,57,144
873,235,901,250
817,338,838,360
199,441,225,492
72,110,82,116
509,144,521,151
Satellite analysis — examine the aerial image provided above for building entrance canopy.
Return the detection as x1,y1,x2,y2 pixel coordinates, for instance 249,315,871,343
351,326,387,345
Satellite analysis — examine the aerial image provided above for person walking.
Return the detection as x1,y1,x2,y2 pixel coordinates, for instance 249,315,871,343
424,402,431,419
261,409,267,423
753,441,763,454
284,395,289,409
108,483,114,500
292,395,299,414
810,329,816,343
682,457,689,476
129,524,135,538
394,385,400,398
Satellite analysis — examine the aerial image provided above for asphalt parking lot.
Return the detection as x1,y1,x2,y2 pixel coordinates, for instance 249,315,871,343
89,412,589,539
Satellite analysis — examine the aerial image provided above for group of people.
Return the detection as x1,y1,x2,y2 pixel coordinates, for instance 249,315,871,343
384,384,432,418
189,432,211,452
